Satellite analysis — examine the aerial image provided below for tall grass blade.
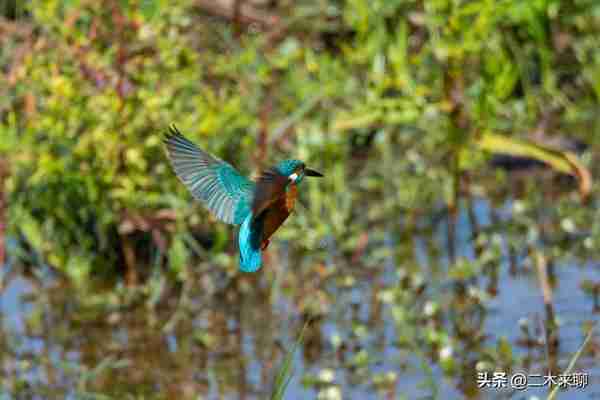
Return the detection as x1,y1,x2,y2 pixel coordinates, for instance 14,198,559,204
270,321,309,400
547,326,594,400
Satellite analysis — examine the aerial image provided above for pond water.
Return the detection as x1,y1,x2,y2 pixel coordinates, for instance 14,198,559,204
1,197,599,399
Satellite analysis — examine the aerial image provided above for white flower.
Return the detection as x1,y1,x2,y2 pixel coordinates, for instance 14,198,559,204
319,368,335,383
440,345,453,360
317,386,342,400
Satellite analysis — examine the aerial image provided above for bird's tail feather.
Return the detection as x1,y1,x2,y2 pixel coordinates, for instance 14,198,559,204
238,214,262,272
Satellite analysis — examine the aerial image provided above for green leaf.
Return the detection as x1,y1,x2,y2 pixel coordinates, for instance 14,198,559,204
475,131,591,200
140,0,159,21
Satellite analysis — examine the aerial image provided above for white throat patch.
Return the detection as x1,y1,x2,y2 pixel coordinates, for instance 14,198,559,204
289,172,299,182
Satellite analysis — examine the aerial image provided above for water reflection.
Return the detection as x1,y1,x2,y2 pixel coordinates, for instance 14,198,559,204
1,197,600,399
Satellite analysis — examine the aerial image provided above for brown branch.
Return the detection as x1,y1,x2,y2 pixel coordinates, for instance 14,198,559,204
0,159,8,267
535,250,559,373
196,0,280,29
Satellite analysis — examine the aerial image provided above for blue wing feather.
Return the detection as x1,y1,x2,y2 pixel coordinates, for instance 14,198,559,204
164,125,254,225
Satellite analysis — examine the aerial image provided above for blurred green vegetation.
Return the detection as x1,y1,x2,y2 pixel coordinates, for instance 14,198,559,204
2,0,600,286
3,2,600,399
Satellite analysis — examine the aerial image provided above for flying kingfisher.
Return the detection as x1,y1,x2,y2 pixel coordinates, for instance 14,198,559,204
163,125,323,272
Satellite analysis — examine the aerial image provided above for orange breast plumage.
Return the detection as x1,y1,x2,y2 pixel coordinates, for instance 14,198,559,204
258,184,298,249
285,184,297,212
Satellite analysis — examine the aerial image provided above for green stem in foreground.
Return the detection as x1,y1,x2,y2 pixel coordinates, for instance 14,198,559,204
270,321,310,400
547,326,595,400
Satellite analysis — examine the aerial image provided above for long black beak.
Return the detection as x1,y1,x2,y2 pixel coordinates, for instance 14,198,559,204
305,168,324,177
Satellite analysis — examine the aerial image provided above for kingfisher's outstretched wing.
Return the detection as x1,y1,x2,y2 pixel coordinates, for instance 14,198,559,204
164,125,254,225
